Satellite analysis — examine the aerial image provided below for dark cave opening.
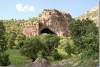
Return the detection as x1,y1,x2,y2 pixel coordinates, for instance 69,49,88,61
40,28,56,35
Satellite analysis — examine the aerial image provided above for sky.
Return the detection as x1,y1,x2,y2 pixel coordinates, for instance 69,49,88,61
0,0,99,19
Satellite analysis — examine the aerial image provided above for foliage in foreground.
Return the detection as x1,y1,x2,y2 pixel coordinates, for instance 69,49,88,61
6,49,29,66
0,21,10,66
69,18,99,66
20,34,61,61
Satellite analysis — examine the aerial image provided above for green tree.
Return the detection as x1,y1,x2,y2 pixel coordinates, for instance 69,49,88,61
15,33,26,49
69,18,99,65
20,33,60,61
20,36,42,61
59,37,75,57
51,49,62,60
0,21,10,66
7,32,17,48
69,18,98,52
39,34,60,53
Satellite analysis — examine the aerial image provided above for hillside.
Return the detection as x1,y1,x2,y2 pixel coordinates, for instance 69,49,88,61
75,5,99,26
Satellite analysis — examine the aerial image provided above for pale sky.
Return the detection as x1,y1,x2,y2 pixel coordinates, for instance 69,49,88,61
0,0,99,19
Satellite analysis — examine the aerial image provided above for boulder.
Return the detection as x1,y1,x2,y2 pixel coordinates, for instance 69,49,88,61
32,58,51,67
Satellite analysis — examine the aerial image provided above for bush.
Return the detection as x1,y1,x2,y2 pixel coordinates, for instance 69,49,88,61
51,49,62,60
39,34,60,53
69,18,99,66
20,36,40,61
20,33,60,61
7,32,17,49
0,52,11,66
58,37,76,57
0,21,10,66
69,18,98,53
15,33,26,49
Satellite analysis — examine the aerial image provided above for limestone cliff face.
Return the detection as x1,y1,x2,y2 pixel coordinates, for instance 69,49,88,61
22,21,39,37
22,9,72,37
37,9,72,36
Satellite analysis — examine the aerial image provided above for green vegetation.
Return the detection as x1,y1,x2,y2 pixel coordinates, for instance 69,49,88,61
0,21,10,66
6,49,30,66
69,18,99,66
20,34,61,61
0,18,99,66
7,32,25,49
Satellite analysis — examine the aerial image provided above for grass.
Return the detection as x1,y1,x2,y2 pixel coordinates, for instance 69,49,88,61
6,48,67,66
6,49,31,66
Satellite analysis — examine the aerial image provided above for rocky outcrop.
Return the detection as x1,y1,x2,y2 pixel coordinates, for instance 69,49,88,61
32,58,51,67
76,5,99,26
22,9,72,37
22,21,39,37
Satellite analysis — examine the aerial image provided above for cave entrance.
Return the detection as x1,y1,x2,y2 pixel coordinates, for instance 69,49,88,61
40,28,56,35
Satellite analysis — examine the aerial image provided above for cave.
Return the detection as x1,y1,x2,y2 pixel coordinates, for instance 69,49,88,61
40,28,56,35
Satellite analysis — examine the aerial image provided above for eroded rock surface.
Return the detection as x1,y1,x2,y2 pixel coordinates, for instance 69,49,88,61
22,9,72,37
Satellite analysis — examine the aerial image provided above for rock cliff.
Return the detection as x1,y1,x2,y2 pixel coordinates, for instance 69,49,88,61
22,9,72,37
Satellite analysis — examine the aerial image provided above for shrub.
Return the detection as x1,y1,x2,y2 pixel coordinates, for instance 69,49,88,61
69,18,99,66
58,37,76,57
15,33,26,49
20,36,40,61
69,18,98,53
0,21,10,66
51,49,62,60
20,33,60,61
0,53,11,66
7,32,17,49
39,34,60,53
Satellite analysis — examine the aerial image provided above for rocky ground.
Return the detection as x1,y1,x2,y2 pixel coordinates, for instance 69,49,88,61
0,58,99,67
0,58,70,67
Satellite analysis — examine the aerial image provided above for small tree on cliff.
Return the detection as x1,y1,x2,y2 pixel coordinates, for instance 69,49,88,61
0,21,10,66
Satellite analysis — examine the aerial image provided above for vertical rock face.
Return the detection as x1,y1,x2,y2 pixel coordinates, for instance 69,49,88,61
22,21,39,37
38,9,72,36
22,9,72,37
